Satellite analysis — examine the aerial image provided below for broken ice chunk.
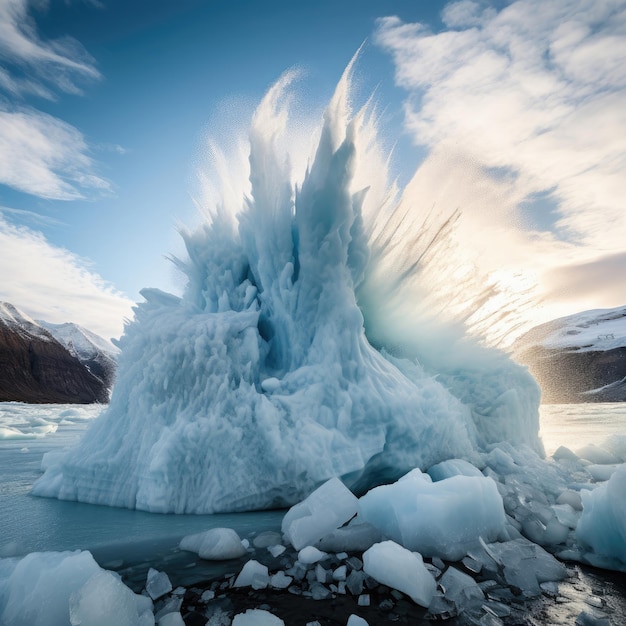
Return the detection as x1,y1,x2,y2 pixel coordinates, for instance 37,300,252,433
309,582,331,600
439,566,484,610
556,489,582,511
315,521,382,553
154,595,183,622
358,469,505,560
298,546,327,564
315,564,330,583
576,445,620,465
487,538,566,596
282,477,358,550
232,609,285,625
179,527,247,560
362,541,436,608
234,560,269,589
333,565,347,581
543,518,570,546
347,616,369,626
427,459,483,481
586,464,618,482
270,571,293,589
346,570,365,595
485,447,518,474
552,503,579,529
553,446,580,462
267,544,286,558
70,569,155,626
357,594,370,606
145,567,172,600
577,464,626,567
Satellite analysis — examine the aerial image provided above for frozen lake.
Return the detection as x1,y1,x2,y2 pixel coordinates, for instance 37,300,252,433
1,401,625,590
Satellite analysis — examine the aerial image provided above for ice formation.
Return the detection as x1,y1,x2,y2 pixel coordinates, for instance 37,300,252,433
33,60,541,514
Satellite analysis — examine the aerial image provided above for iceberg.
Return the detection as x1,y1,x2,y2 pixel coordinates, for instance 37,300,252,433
33,60,541,515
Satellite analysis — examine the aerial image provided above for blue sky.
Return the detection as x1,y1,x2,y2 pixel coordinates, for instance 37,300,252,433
1,0,625,340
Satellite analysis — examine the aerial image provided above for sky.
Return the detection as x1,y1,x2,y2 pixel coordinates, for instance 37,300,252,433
0,0,625,342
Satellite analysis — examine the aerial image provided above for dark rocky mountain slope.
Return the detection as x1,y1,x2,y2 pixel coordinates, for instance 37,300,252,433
0,302,117,404
513,306,626,403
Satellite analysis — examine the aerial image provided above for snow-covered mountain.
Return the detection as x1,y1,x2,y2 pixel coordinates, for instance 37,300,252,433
513,305,626,402
0,302,117,404
37,320,119,361
37,320,118,393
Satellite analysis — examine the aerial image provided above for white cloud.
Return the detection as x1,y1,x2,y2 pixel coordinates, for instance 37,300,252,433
0,105,111,199
0,216,134,340
0,0,100,96
375,0,626,329
0,1,109,200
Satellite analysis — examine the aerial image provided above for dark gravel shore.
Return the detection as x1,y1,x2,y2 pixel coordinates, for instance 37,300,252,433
142,547,626,626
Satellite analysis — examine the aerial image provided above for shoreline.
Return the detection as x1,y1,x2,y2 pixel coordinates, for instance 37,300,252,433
139,533,626,626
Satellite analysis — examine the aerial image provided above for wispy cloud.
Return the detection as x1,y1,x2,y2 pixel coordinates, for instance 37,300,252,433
0,105,111,199
0,216,134,339
0,0,100,97
375,0,626,325
0,0,110,201
0,204,63,227
0,2,129,337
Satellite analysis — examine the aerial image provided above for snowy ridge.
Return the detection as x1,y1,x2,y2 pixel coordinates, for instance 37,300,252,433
0,301,117,403
38,320,119,360
515,305,626,353
0,302,55,342
513,305,626,402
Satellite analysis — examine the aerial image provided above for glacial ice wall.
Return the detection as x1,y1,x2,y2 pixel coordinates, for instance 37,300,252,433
33,64,541,514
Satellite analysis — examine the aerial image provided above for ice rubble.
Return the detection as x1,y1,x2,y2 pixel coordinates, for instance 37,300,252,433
33,63,541,514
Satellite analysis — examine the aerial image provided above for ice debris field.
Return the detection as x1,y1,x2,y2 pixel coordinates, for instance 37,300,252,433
2,455,626,625
2,61,626,624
